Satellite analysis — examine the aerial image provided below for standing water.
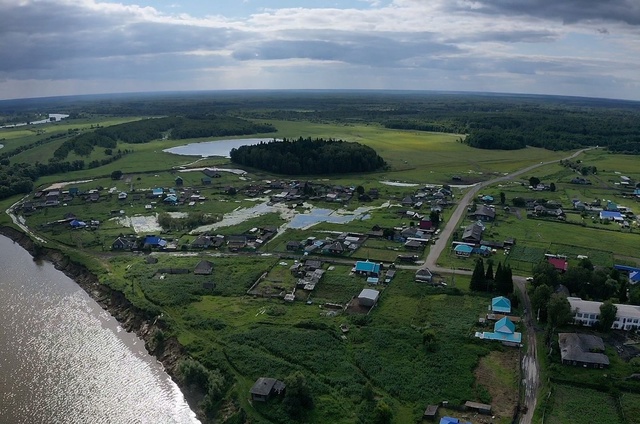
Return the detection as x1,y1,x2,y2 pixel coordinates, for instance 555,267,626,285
0,236,199,424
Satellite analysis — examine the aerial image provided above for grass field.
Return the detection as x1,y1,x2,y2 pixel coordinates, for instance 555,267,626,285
546,385,622,424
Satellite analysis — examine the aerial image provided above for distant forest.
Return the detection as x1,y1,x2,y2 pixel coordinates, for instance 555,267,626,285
53,115,275,159
2,90,640,154
230,137,387,175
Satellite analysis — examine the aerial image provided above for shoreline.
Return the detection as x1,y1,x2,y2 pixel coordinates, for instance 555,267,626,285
0,225,206,423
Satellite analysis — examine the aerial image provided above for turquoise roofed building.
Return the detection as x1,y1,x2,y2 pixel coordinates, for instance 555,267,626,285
454,244,473,257
491,296,511,314
353,261,381,277
475,316,522,345
152,187,164,196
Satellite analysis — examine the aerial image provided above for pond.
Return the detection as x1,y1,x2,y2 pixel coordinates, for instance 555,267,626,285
163,138,276,158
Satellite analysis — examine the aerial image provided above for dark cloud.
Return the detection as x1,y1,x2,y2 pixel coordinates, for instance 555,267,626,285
232,31,459,65
446,29,559,43
0,2,245,76
452,0,640,26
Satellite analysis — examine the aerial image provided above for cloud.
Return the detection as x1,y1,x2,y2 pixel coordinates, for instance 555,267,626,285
451,0,640,27
0,0,639,100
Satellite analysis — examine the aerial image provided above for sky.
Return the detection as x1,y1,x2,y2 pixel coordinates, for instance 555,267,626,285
1,0,640,101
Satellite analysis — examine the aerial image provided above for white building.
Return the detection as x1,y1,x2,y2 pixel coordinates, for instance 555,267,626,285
568,297,640,331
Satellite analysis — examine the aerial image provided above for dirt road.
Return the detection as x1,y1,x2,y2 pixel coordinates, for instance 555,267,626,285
421,147,592,423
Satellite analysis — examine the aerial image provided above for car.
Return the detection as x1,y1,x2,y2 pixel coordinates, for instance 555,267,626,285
526,277,534,282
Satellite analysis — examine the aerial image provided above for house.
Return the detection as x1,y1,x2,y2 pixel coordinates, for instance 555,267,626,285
175,176,184,186
491,296,512,314
605,201,619,211
191,236,212,249
480,195,494,203
404,239,425,251
571,177,591,185
111,236,135,250
227,235,247,251
202,168,222,178
464,401,492,414
358,288,380,307
69,219,87,229
69,187,79,196
89,192,100,202
475,316,522,344
415,268,433,283
353,261,381,277
201,177,212,185
547,257,568,273
194,260,214,275
164,194,178,204
454,244,473,257
419,219,433,230
324,240,346,255
471,205,496,222
118,192,128,200
613,265,640,285
599,211,623,222
152,188,163,197
286,241,303,251
249,377,286,402
568,297,640,330
384,269,396,283
440,417,472,424
462,222,483,243
558,333,609,368
143,236,167,249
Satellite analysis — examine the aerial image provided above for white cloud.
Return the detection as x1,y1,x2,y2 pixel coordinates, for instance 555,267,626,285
0,0,639,99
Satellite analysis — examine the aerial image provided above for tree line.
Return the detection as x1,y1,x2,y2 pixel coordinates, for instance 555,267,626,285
229,137,387,175
53,115,276,159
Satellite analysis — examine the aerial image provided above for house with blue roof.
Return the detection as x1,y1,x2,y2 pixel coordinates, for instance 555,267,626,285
69,219,87,228
143,236,167,249
634,188,640,197
599,211,623,222
152,187,164,196
440,417,472,424
476,316,521,345
491,296,511,314
164,194,178,204
454,244,473,257
353,261,381,277
614,265,640,285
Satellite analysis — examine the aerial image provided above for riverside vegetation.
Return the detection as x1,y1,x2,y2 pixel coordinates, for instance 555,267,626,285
1,91,640,423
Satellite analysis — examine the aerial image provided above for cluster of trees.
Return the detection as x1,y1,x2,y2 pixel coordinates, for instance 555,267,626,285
530,259,633,304
470,258,514,295
0,150,130,200
157,212,216,231
560,159,597,176
177,359,227,418
230,137,387,175
384,119,462,134
53,116,276,159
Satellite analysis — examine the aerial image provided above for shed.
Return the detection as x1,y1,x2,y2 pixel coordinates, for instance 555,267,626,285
558,333,609,368
250,377,286,402
194,260,214,275
423,405,439,421
358,288,380,307
464,400,492,414
415,268,433,283
440,418,472,424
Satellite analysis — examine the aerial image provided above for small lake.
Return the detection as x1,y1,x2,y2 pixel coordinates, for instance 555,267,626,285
0,114,70,129
163,138,276,158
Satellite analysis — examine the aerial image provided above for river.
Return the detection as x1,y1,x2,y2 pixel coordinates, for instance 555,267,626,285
0,236,200,424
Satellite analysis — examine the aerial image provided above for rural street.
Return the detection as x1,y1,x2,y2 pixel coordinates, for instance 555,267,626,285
422,147,592,424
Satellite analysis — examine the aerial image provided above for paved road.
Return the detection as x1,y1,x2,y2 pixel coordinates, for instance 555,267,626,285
421,147,592,424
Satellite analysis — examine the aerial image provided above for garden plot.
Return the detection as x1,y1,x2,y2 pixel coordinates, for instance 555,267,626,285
111,214,163,233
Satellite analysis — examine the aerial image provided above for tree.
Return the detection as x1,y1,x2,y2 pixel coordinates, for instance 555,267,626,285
531,285,552,322
512,197,526,207
283,371,313,419
470,258,486,292
356,185,365,195
422,329,437,352
429,210,440,227
529,176,540,187
111,170,123,180
500,191,506,205
372,400,393,424
599,301,618,332
485,260,494,282
546,293,573,331
549,182,556,192
619,278,629,303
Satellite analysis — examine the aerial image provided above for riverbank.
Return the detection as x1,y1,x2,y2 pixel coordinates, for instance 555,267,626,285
0,225,206,422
